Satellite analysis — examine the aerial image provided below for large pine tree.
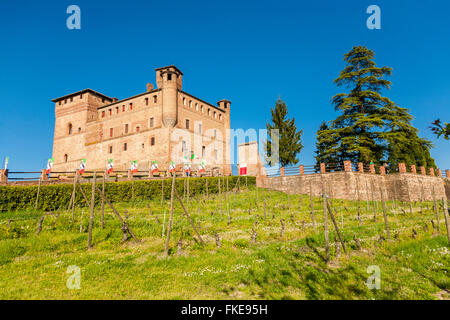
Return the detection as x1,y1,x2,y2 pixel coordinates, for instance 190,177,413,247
317,46,435,168
265,98,303,167
431,119,450,140
315,121,339,171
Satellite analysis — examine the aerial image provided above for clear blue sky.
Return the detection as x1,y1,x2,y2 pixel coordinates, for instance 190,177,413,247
0,0,449,172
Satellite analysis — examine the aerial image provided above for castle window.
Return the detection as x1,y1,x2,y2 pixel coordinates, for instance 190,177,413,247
153,95,157,103
109,146,113,154
110,128,114,137
122,105,125,112
201,105,204,113
189,100,192,108
167,73,172,81
102,111,105,118
219,114,222,120
214,111,217,118
142,143,145,149
202,146,205,157
130,103,133,110
183,98,186,106
149,117,154,128
185,119,190,130
214,129,217,139
182,140,186,152
150,137,155,146
58,101,61,105
123,143,127,151
80,94,83,99
78,127,81,133
195,103,198,111
70,97,73,102
109,109,112,116
198,123,202,134
124,124,129,134
68,123,73,135
145,97,149,106
136,126,140,133
64,99,67,104
116,106,119,113
64,154,68,163
208,109,211,116
214,149,217,160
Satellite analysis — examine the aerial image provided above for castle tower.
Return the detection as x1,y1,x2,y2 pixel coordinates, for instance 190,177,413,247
51,89,113,171
156,66,183,128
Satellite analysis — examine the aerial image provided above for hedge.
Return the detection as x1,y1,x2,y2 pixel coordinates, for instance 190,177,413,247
0,176,256,212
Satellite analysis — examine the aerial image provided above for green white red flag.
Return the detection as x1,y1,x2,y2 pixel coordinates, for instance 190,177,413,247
79,159,86,174
45,158,54,174
169,161,176,173
130,160,138,174
106,159,114,174
151,160,158,174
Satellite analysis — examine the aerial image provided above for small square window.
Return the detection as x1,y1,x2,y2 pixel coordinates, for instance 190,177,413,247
123,143,127,151
151,137,155,146
149,117,154,128
109,146,113,154
186,119,190,129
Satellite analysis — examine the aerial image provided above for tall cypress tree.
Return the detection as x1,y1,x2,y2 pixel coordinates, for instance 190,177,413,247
265,98,303,167
319,46,435,168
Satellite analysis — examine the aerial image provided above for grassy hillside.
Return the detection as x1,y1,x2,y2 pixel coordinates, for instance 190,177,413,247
0,185,449,299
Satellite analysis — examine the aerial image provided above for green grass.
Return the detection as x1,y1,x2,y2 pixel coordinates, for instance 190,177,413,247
0,186,449,299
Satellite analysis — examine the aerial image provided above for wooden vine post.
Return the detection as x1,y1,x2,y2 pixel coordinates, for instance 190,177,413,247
35,175,42,210
380,187,391,242
323,194,330,262
432,185,441,232
87,172,97,249
69,171,78,222
101,172,105,229
326,202,347,254
309,180,316,230
164,172,177,256
161,178,164,207
442,198,450,245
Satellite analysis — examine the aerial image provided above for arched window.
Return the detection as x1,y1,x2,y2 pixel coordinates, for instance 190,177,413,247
64,154,68,163
68,123,72,135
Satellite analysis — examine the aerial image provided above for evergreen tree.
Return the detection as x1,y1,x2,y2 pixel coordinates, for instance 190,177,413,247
319,46,436,168
265,98,303,167
314,121,339,171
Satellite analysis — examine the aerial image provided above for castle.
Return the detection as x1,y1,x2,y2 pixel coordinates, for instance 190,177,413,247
51,66,231,174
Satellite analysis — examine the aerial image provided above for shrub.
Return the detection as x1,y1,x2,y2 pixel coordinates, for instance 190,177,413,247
0,176,255,212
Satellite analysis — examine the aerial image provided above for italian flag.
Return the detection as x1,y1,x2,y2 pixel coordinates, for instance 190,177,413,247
45,158,54,174
130,160,138,174
106,159,114,174
199,159,206,173
79,159,86,174
151,160,159,174
169,161,176,173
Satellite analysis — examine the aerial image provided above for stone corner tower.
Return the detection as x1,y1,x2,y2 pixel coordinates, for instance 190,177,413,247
155,65,183,128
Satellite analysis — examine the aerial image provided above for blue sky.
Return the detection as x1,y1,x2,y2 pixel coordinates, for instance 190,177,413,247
0,0,449,172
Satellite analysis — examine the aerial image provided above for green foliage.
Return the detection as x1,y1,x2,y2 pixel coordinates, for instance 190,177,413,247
265,98,303,167
317,46,436,168
430,119,450,140
0,176,255,212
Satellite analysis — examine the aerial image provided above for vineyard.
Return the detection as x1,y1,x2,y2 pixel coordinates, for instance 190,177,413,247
0,177,449,299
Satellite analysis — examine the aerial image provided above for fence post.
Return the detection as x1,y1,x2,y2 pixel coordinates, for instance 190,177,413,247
40,169,49,182
429,167,435,176
369,164,375,174
320,163,326,174
358,163,364,173
380,165,386,175
446,170,450,178
410,165,417,174
299,165,304,175
437,169,442,177
398,163,407,173
0,169,8,184
420,166,426,175
343,160,352,172
280,167,285,177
